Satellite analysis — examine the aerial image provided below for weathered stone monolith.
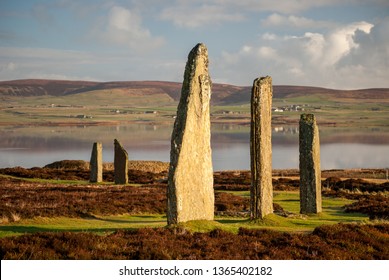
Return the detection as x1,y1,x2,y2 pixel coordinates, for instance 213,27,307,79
167,43,214,225
114,139,128,184
299,114,322,214
89,142,103,183
250,76,273,219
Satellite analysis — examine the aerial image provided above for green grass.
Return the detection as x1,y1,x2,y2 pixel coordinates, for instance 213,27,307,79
0,174,91,185
0,214,167,238
0,174,143,187
0,191,368,238
0,91,178,125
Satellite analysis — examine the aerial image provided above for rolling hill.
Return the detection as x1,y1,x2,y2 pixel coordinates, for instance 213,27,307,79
0,79,388,106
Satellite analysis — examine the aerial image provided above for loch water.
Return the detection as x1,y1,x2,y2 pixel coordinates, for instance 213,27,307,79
1,124,388,171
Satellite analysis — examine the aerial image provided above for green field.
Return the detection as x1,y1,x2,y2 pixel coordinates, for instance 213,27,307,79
1,89,389,127
0,191,368,238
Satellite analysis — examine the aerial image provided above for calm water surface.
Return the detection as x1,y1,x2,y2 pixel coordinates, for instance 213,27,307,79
1,124,388,170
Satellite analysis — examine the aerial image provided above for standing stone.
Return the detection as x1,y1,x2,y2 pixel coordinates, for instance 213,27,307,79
167,43,214,225
250,76,273,219
299,114,322,214
89,142,103,183
114,139,128,184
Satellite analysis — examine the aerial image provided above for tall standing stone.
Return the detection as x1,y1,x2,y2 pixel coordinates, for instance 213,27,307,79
250,76,273,219
89,142,103,183
114,139,128,184
299,114,322,214
167,43,214,225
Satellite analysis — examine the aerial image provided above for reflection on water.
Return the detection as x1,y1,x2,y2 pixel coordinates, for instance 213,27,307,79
0,124,388,170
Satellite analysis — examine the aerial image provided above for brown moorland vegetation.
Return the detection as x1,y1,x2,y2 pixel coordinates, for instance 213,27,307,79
1,175,295,220
344,196,389,220
0,177,167,219
1,162,388,260
1,163,388,221
1,224,388,259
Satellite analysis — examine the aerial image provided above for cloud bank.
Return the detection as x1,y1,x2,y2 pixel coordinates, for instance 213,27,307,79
97,6,165,52
216,18,388,89
0,1,388,89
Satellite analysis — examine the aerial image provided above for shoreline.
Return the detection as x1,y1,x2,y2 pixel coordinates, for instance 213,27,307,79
1,160,388,181
1,117,389,127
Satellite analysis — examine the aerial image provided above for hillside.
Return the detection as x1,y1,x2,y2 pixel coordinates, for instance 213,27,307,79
1,79,388,105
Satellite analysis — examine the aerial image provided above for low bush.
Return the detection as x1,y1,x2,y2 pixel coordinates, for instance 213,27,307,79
1,224,388,260
344,196,389,220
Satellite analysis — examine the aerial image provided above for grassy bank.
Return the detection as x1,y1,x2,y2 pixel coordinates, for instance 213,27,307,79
0,191,368,238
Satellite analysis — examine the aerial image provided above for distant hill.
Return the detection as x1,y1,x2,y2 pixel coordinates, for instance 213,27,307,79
0,79,388,105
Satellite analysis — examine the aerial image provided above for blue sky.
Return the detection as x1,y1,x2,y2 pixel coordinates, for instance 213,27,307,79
0,0,388,89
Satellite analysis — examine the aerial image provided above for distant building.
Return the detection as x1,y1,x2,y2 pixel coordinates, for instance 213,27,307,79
76,114,92,119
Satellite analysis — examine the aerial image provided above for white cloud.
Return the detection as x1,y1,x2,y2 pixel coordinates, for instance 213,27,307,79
214,20,388,89
291,21,374,68
262,33,278,41
160,4,244,28
0,47,94,61
301,32,325,63
6,62,17,71
336,17,389,85
157,0,349,32
109,6,142,33
211,0,343,14
98,6,165,52
265,13,284,25
257,47,278,60
2,1,388,87
215,0,389,14
0,47,102,81
324,21,373,65
263,13,334,29
159,0,389,29
0,46,183,82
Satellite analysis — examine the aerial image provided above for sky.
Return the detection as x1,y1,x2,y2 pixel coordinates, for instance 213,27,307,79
0,0,388,89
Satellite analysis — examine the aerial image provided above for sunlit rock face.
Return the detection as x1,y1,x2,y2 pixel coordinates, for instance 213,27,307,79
167,43,214,225
90,142,103,183
250,76,273,219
